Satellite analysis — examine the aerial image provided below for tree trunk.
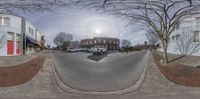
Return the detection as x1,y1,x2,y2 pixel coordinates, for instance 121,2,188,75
161,40,169,63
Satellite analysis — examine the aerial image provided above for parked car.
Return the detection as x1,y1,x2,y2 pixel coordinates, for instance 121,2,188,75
91,46,107,55
66,48,79,53
78,48,91,52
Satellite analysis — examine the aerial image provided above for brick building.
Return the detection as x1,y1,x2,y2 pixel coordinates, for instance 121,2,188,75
80,37,120,50
69,41,80,49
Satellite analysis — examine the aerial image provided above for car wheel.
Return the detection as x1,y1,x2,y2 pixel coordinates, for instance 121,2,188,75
100,51,103,55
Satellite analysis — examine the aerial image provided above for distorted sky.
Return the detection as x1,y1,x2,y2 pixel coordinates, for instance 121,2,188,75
22,7,147,46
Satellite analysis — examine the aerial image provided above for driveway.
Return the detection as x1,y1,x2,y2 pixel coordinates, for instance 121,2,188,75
52,50,148,92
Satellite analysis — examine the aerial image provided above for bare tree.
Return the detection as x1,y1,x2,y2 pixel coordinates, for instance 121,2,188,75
53,32,73,50
176,30,200,56
145,31,159,50
0,0,71,13
46,44,51,52
121,39,131,52
74,0,200,63
121,39,131,47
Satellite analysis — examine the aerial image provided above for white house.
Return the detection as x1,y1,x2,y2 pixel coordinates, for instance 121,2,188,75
160,15,200,56
0,13,44,56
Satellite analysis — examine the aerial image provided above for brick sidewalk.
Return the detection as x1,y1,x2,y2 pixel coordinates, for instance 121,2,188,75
152,52,200,87
0,51,50,67
0,54,60,98
0,56,46,87
156,51,200,67
0,55,36,67
131,53,200,96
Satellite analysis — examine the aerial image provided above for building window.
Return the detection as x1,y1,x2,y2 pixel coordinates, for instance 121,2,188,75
194,31,200,42
103,40,106,44
196,17,200,23
29,28,34,35
0,17,10,26
172,36,176,41
98,40,101,43
196,17,200,29
4,17,10,26
172,34,180,41
16,34,21,41
94,40,97,44
7,32,14,40
175,34,180,41
0,17,2,25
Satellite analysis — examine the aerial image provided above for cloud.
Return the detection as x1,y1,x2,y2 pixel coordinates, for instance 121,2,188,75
23,7,147,46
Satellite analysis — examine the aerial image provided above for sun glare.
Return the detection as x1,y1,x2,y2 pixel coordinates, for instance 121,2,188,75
95,29,101,34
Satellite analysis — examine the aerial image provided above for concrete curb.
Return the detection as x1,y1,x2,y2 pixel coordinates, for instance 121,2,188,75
177,63,198,67
51,51,150,95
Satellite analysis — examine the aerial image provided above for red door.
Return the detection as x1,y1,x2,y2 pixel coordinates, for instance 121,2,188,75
16,41,20,54
7,40,14,55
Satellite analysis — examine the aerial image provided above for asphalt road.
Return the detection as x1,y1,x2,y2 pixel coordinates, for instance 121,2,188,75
52,50,148,92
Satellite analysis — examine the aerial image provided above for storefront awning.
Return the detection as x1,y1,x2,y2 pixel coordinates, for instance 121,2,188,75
26,36,37,45
36,41,43,47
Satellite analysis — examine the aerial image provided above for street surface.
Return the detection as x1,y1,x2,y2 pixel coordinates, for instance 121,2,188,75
52,50,148,92
1,51,200,99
